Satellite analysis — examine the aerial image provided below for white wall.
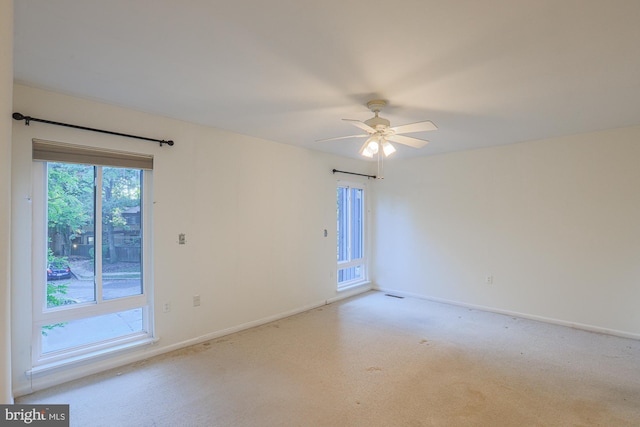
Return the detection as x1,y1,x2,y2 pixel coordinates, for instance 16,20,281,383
373,127,640,338
11,84,372,395
0,0,13,404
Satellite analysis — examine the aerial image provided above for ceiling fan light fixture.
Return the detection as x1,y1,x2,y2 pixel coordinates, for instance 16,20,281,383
361,148,374,158
382,140,396,156
359,139,375,158
366,139,379,155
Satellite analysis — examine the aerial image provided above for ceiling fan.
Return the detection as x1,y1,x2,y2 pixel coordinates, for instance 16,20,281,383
317,100,437,158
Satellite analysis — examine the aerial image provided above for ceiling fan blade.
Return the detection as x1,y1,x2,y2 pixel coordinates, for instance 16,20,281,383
359,140,369,154
315,133,368,143
343,119,376,133
387,134,429,149
391,120,437,135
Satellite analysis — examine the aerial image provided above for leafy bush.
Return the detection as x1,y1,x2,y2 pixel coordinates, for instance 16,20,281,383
47,247,68,268
43,282,70,336
47,282,69,306
44,248,70,335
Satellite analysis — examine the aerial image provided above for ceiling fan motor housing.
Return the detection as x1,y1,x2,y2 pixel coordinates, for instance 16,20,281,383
365,115,391,130
365,100,390,131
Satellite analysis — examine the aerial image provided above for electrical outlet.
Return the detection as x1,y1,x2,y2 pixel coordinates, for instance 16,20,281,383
193,295,201,307
178,233,186,245
163,302,171,313
485,275,494,285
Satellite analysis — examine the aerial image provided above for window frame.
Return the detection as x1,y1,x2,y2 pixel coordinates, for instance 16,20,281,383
336,181,368,289
31,159,154,369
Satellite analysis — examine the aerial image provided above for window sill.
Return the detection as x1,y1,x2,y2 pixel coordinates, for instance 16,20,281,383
327,281,371,304
27,336,158,378
337,280,371,293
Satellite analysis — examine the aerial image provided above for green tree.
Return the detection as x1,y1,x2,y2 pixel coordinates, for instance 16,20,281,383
47,163,141,264
101,167,141,264
47,163,94,257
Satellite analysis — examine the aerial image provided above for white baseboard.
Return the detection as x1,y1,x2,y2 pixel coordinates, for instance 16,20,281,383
150,299,329,355
18,298,329,397
374,286,640,341
25,282,634,397
13,384,32,400
326,281,372,304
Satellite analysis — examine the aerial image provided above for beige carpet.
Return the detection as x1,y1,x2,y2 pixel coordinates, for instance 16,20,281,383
18,291,640,426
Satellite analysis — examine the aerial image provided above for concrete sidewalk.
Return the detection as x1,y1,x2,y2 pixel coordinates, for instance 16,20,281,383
70,259,141,281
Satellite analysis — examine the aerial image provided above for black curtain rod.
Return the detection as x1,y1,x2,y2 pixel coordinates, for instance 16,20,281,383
332,169,377,179
12,112,174,147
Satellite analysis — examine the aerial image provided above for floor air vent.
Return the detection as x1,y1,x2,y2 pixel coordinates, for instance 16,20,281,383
385,294,404,299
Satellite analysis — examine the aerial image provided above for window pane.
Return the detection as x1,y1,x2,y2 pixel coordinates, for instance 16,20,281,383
337,187,349,262
338,265,364,284
41,308,144,354
350,188,364,260
102,167,143,300
47,163,95,307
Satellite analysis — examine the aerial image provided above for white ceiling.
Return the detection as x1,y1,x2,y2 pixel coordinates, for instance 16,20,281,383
13,0,640,160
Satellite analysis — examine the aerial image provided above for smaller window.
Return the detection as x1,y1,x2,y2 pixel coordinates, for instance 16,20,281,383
337,184,366,288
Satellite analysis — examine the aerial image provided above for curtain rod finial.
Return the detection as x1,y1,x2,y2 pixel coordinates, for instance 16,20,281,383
12,112,31,125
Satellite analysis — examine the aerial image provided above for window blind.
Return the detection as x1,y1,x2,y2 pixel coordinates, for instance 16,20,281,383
32,139,153,170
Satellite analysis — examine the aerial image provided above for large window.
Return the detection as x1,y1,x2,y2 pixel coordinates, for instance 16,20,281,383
32,141,153,369
337,183,366,288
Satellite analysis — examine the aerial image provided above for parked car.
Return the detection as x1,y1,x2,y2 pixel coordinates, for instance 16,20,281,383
47,265,72,280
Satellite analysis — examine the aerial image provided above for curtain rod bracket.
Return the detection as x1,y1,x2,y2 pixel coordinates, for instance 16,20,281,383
12,112,174,147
